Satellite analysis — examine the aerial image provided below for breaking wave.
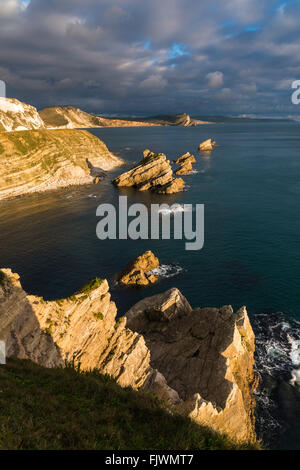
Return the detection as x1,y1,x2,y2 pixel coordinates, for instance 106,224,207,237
158,205,192,215
148,264,184,279
253,313,300,446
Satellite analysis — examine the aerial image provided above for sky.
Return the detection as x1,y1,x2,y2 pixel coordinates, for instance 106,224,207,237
1,0,300,116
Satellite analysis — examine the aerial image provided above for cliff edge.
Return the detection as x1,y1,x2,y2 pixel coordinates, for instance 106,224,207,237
0,269,257,443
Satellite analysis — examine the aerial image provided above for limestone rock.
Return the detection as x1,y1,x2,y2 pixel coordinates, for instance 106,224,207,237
126,288,192,327
117,251,159,287
156,177,185,194
174,152,196,175
0,129,123,201
113,151,185,194
0,268,258,443
0,269,151,388
126,293,258,443
0,98,44,132
39,105,160,129
198,138,216,151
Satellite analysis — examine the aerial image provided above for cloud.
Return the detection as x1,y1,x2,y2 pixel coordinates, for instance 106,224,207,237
139,74,167,91
206,71,224,88
0,0,299,116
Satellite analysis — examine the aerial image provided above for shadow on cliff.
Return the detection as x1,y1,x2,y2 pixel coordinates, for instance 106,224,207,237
0,274,63,368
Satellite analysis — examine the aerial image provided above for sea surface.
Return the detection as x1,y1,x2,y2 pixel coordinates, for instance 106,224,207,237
0,122,300,449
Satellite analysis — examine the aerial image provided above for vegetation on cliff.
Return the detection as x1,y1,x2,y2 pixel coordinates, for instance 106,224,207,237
0,129,122,200
39,105,160,129
0,358,260,450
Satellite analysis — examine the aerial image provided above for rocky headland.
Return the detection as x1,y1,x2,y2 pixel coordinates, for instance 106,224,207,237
117,251,160,287
39,105,161,129
113,149,185,194
0,268,258,443
0,128,123,200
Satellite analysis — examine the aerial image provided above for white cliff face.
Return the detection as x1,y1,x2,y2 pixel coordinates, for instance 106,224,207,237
0,98,45,131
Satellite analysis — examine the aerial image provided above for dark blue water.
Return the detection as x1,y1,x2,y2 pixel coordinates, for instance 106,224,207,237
0,122,300,448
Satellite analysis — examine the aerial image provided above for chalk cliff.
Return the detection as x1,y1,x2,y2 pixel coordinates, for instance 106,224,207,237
0,269,257,443
0,98,44,132
0,129,122,200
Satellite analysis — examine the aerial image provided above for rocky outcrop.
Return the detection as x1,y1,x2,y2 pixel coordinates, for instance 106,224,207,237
126,289,258,443
39,106,160,129
141,113,212,127
0,269,151,388
0,129,123,200
113,151,185,194
0,98,44,132
174,152,196,175
117,251,159,287
0,269,257,443
198,138,216,151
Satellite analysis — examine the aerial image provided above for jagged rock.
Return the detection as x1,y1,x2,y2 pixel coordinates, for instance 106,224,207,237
198,138,216,151
117,251,159,287
0,269,258,443
174,152,196,175
126,288,192,326
113,151,184,194
126,291,258,443
156,177,185,194
0,269,151,388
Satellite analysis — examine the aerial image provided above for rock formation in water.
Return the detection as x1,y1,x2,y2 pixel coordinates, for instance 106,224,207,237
113,150,185,194
0,268,257,443
174,152,196,175
39,106,161,129
0,129,123,200
117,251,159,287
198,138,217,151
0,98,44,132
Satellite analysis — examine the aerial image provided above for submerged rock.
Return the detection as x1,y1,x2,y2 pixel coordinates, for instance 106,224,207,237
113,151,185,194
198,138,216,151
117,251,160,287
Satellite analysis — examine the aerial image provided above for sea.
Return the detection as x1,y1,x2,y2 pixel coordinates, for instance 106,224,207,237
0,122,299,449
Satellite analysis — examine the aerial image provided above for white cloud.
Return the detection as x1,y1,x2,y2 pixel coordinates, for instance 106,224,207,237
139,74,167,90
206,71,224,88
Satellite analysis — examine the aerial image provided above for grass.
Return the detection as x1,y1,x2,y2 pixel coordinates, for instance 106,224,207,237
76,277,104,295
0,358,260,450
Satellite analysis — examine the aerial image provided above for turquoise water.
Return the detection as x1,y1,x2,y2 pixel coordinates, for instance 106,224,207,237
0,122,300,448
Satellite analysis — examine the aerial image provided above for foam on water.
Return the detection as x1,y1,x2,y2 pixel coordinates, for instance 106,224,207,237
148,263,184,279
253,313,300,445
158,204,192,215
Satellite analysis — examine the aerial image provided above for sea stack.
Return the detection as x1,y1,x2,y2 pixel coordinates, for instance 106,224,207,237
198,138,216,151
113,150,185,194
117,251,160,287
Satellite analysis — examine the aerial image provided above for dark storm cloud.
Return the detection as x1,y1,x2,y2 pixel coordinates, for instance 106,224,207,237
1,0,300,116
